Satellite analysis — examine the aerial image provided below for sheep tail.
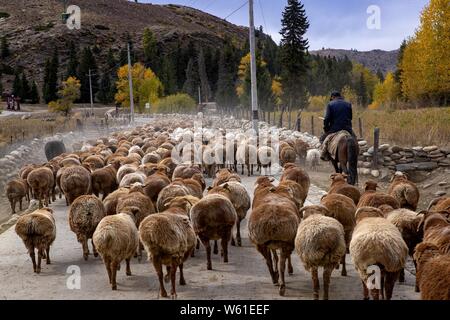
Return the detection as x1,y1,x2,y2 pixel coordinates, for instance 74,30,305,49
347,136,358,185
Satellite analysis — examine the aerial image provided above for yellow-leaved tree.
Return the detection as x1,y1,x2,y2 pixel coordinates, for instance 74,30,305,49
115,63,163,113
400,0,450,105
371,72,400,109
48,76,81,116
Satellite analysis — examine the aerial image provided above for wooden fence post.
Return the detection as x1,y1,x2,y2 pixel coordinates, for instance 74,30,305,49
372,127,380,169
358,117,363,138
311,116,314,136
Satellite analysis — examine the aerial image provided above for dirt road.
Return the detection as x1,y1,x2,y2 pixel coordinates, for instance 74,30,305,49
0,174,420,300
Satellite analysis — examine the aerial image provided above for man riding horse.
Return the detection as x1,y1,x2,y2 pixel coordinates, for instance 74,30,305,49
319,91,359,185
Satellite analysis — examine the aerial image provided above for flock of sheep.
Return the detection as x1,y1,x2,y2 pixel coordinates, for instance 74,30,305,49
4,116,450,300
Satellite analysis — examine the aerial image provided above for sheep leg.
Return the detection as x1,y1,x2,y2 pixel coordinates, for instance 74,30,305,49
341,254,347,276
52,186,56,201
271,249,279,277
384,271,398,301
236,217,242,246
104,257,112,284
196,238,200,250
312,268,320,300
82,236,89,261
278,249,287,296
37,249,43,274
323,266,333,300
241,164,244,175
92,239,98,257
380,271,385,300
46,246,51,264
137,241,143,262
152,258,167,297
257,245,277,285
179,263,186,285
164,266,171,283
213,240,218,255
287,255,293,274
221,230,231,263
201,238,213,270
414,260,419,292
398,268,405,283
19,198,23,211
29,248,37,273
125,258,132,276
362,280,369,300
110,261,118,290
10,199,15,214
170,262,177,299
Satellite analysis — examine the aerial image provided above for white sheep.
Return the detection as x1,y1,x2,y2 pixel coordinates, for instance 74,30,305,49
306,149,320,171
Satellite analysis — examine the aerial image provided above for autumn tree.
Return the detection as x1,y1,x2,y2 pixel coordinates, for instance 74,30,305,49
372,72,400,109
48,76,81,116
115,63,163,113
400,0,450,105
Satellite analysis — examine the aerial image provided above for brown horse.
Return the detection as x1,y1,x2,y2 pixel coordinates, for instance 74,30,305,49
329,135,359,185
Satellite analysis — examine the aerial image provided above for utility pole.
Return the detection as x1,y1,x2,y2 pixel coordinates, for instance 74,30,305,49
127,42,135,124
249,0,259,135
198,85,202,105
88,69,94,116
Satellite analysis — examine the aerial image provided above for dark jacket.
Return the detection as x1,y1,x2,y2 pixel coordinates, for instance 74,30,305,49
323,97,353,134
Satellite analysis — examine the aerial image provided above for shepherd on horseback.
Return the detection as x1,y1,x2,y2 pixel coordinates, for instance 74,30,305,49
319,91,359,185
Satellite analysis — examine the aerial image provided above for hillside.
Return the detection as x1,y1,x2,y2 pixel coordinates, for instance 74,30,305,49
0,0,248,89
311,48,399,74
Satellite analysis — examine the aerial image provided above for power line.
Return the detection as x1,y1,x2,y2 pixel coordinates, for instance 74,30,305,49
203,0,216,11
258,0,268,33
224,0,248,21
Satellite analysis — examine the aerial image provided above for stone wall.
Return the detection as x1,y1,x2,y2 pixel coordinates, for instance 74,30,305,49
358,140,450,177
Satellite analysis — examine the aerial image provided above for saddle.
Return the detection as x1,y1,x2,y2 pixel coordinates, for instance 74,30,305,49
320,130,352,161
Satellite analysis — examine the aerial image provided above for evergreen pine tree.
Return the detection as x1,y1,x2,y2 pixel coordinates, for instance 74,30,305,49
21,73,30,100
1,36,9,59
78,47,98,103
43,48,59,103
160,55,178,95
279,0,310,110
13,71,23,97
143,28,160,73
216,42,239,112
197,48,211,103
376,69,385,82
29,81,40,104
357,72,368,107
66,41,79,79
182,58,199,100
97,73,114,104
106,48,117,69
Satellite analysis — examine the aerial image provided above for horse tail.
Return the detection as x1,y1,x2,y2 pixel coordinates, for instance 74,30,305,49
347,136,358,185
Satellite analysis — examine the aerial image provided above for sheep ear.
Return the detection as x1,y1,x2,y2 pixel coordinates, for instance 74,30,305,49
269,177,275,182
207,186,212,191
223,183,229,189
329,173,337,179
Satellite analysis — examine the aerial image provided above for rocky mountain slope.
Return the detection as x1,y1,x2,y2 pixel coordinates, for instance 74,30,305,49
0,0,248,87
311,48,399,74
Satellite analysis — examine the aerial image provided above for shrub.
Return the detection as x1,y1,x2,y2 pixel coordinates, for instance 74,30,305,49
34,22,54,32
308,95,328,112
154,93,197,114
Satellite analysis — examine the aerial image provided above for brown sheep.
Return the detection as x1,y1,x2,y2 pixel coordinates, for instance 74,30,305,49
159,157,177,178
419,211,450,255
117,184,156,260
413,242,450,300
328,173,361,205
92,212,139,290
190,194,237,270
386,208,424,287
279,146,296,166
207,182,251,246
295,205,346,300
60,165,91,205
156,183,190,212
15,208,56,273
248,189,299,296
350,207,408,300
83,155,105,170
69,195,106,260
27,167,55,208
102,187,129,216
320,193,356,276
387,172,420,211
172,164,202,181
293,139,309,166
357,180,400,210
91,161,121,200
172,178,203,199
280,163,310,196
139,209,196,298
278,180,307,210
212,168,241,187
5,179,29,214
143,167,171,206
427,196,450,212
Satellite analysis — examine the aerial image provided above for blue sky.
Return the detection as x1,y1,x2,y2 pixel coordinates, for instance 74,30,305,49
137,0,429,51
